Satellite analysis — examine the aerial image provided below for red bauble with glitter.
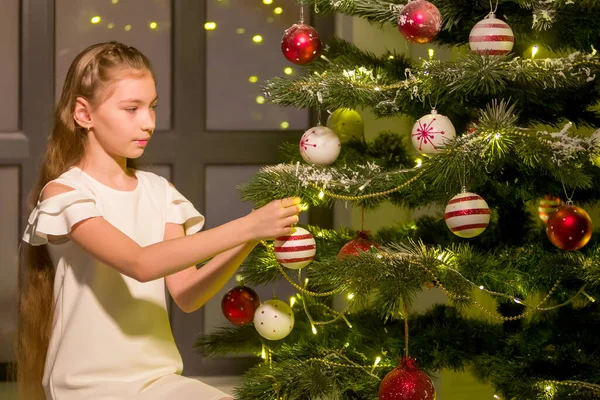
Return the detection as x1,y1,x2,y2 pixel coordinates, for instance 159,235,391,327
281,23,322,65
546,205,593,251
221,286,261,326
337,231,382,259
397,0,442,44
379,356,436,400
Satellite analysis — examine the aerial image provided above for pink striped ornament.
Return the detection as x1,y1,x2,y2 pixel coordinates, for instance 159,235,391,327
469,14,514,55
274,227,316,269
444,192,490,238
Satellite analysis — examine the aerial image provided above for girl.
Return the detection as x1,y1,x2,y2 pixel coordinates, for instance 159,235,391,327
17,41,301,400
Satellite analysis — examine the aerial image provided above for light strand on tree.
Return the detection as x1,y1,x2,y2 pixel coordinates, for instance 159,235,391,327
307,170,423,200
537,380,600,397
274,261,340,297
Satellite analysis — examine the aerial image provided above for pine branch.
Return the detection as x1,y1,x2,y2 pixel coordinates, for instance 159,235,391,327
264,52,600,125
310,0,600,52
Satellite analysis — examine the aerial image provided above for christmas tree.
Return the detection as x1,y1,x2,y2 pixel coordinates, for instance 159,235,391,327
196,0,600,398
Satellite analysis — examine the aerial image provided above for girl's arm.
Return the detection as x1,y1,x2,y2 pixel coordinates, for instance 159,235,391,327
163,222,258,313
42,182,301,283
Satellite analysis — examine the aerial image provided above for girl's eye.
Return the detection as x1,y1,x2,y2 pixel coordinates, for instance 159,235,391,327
151,103,159,109
125,107,137,112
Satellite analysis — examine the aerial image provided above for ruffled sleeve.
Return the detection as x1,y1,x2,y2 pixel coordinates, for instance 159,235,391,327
166,184,205,235
22,189,102,246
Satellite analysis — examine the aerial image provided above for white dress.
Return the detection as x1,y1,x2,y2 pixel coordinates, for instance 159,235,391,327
22,167,231,400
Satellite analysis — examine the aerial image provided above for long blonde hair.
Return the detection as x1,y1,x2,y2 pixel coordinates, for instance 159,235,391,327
16,41,154,399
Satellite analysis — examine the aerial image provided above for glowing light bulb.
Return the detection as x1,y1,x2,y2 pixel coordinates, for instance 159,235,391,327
311,324,317,334
124,24,132,31
532,45,539,59
318,191,325,199
149,22,158,29
204,22,217,30
290,297,296,307
263,0,273,4
284,67,293,75
274,7,283,14
248,75,258,83
255,95,266,104
280,121,289,129
91,16,101,24
252,35,263,43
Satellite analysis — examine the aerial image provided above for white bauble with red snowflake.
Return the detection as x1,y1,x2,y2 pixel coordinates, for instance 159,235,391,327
411,110,456,156
299,125,341,165
254,299,295,340
469,13,514,56
274,227,316,269
444,191,491,238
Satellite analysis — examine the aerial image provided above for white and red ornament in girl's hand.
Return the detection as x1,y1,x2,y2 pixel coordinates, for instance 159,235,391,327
254,299,295,341
273,227,316,269
469,13,514,55
299,126,341,165
411,110,456,156
444,192,491,238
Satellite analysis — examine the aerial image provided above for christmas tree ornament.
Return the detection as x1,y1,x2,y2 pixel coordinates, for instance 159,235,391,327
469,13,514,55
221,286,261,326
326,108,365,143
378,356,436,400
444,192,491,238
281,23,322,65
411,110,456,156
397,0,442,44
546,205,593,251
299,125,341,165
254,299,295,341
274,226,317,269
337,231,382,259
538,195,563,224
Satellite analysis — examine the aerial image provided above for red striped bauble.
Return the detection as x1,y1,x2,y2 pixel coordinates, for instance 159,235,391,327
469,14,514,56
274,227,316,269
444,192,491,238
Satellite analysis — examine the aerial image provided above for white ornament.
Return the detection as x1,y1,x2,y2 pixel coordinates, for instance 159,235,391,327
274,226,316,269
469,14,514,55
254,299,294,340
411,110,456,156
299,125,341,165
444,192,491,238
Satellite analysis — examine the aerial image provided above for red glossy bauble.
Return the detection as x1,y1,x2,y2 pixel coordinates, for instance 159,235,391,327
397,0,442,44
281,23,322,65
546,205,593,251
379,356,436,400
221,286,260,326
337,231,382,259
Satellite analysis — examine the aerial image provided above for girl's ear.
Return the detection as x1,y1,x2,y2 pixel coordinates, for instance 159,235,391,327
73,97,93,129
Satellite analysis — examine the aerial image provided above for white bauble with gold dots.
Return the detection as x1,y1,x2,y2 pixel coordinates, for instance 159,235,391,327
254,299,295,341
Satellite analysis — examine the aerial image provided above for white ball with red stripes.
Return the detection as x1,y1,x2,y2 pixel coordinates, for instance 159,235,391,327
469,13,514,56
273,227,316,269
444,192,491,238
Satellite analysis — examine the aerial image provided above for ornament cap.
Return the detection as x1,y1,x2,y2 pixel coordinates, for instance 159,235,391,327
430,109,438,115
401,355,419,371
486,12,496,19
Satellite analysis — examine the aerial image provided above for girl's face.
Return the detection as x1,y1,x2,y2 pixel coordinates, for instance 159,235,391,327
89,71,157,160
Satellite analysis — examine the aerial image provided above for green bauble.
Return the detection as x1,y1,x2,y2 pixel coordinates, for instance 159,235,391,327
326,108,365,143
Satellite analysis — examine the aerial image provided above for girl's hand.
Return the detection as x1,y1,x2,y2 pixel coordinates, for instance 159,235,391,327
246,197,302,241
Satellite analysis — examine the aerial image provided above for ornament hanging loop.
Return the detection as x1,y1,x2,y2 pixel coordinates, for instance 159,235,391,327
560,177,576,206
299,0,305,23
314,0,319,14
488,0,499,17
